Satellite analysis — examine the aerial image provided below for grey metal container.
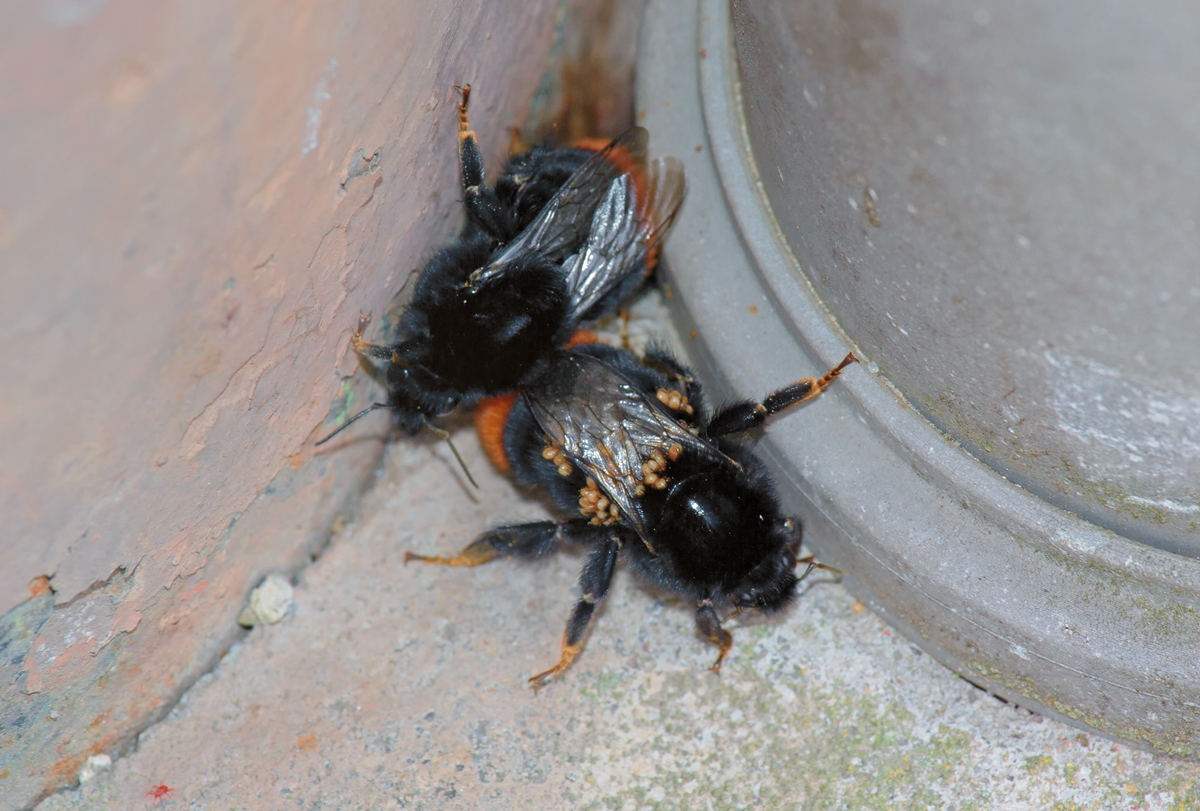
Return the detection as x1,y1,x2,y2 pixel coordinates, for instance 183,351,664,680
638,0,1200,755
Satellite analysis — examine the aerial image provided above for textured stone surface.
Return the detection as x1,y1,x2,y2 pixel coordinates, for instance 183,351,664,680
32,386,1200,811
0,0,559,805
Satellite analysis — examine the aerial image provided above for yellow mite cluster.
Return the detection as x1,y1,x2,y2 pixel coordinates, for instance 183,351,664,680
542,443,573,477
640,443,683,492
579,477,620,525
656,388,694,416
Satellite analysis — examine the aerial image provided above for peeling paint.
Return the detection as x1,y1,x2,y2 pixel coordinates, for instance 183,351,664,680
1046,351,1200,481
301,58,338,155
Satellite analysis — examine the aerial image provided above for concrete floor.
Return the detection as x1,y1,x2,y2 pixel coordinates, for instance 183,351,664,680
32,308,1200,811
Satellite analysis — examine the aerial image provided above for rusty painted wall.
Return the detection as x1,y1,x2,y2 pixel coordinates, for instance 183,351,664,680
0,0,561,805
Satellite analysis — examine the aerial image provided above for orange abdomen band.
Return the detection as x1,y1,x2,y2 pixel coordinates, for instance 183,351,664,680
475,392,519,473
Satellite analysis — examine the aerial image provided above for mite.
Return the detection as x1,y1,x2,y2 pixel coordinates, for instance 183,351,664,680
319,86,686,446
408,343,856,687
146,783,173,804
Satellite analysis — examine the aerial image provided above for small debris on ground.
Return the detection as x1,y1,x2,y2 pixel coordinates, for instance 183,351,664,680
237,573,294,627
77,754,111,784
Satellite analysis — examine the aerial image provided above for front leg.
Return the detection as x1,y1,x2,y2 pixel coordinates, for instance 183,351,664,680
455,84,509,238
347,313,398,366
451,85,511,238
695,600,734,674
456,84,485,191
529,534,622,689
706,353,857,438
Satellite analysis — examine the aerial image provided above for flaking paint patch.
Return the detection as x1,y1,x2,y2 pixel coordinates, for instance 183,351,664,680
302,58,339,155
1046,351,1200,480
179,354,276,461
22,594,117,694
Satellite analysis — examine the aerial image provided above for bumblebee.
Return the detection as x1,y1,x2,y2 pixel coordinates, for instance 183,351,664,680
320,87,686,444
407,342,856,687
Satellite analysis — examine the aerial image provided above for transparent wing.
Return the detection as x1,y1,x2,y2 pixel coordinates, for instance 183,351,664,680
469,128,650,287
562,155,686,321
526,352,723,544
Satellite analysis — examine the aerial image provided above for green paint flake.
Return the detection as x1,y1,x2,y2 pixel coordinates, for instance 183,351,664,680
326,378,356,427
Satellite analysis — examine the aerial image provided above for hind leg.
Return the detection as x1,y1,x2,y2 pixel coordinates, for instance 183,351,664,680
405,519,609,567
706,353,857,438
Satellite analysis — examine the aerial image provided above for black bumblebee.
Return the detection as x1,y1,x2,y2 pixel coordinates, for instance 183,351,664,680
319,87,686,445
408,342,856,687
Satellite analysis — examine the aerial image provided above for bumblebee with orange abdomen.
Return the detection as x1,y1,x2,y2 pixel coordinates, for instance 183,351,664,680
408,343,856,687
319,86,686,444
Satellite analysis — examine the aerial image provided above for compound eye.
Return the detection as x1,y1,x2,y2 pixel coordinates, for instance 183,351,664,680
384,363,410,390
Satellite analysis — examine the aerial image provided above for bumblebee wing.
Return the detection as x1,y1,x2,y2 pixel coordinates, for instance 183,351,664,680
562,155,685,321
471,129,650,286
515,127,652,261
526,352,720,546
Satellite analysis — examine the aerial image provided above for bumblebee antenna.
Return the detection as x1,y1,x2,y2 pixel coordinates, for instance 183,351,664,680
315,402,391,447
795,560,818,585
427,424,479,489
315,399,478,489
796,554,842,578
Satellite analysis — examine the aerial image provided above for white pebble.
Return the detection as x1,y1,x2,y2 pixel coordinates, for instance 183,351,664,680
78,753,111,784
238,573,295,627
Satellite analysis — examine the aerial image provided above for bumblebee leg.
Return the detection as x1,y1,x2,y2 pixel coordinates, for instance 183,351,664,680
404,538,499,567
456,84,486,193
530,535,621,689
455,85,511,238
706,353,857,438
346,315,397,365
406,523,553,567
643,346,696,384
619,310,632,350
405,520,609,567
695,601,734,674
354,340,395,365
456,84,472,133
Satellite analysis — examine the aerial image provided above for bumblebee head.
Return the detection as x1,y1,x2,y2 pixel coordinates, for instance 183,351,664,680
729,543,799,614
380,351,461,435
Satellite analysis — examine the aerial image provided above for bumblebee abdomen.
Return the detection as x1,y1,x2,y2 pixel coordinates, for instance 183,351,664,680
495,145,596,239
475,392,519,473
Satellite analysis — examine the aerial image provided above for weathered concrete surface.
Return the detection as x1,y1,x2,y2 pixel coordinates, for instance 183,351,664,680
32,394,1200,811
0,0,559,805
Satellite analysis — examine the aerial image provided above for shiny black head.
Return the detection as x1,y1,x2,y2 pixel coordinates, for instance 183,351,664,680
730,545,799,613
376,344,462,435
656,463,799,611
